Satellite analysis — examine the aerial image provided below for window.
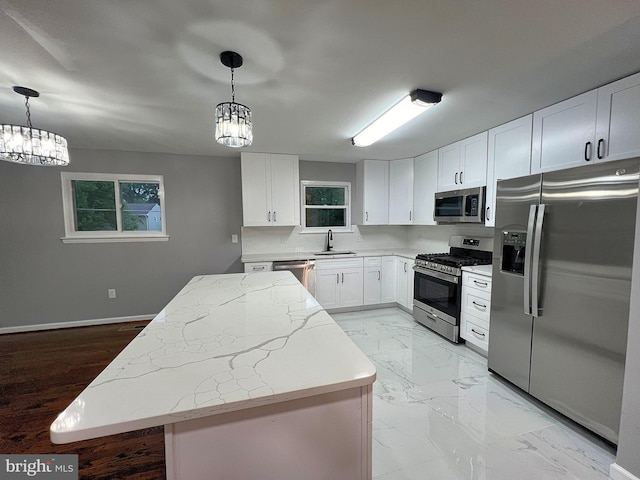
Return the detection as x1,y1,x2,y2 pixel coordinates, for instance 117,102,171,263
301,181,351,232
61,173,168,243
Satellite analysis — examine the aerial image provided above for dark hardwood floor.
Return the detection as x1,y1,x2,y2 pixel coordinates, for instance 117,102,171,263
0,321,165,479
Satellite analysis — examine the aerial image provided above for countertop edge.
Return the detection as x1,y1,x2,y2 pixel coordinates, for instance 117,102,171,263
50,373,376,444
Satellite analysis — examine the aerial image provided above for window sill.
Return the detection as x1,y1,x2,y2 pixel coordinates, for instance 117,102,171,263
61,235,170,244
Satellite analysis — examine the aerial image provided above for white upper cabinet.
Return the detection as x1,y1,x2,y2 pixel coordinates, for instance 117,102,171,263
241,152,300,226
356,160,389,225
485,115,533,227
531,90,598,174
437,132,488,192
413,150,438,225
388,158,414,225
595,71,640,163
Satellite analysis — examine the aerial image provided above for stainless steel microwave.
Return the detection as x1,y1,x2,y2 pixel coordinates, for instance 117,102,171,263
434,187,486,223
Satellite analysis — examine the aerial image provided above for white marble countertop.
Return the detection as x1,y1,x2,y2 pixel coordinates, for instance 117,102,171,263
50,272,376,444
462,264,493,276
241,248,421,263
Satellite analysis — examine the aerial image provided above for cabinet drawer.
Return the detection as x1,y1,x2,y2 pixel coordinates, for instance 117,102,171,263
363,256,382,267
461,289,491,321
463,272,492,292
316,258,364,270
244,262,273,273
462,313,489,351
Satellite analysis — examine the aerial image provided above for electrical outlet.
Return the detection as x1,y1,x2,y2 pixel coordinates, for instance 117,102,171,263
108,289,116,299
231,234,238,243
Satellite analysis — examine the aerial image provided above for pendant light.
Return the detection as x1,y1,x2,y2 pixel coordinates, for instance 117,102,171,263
0,86,69,166
215,51,253,148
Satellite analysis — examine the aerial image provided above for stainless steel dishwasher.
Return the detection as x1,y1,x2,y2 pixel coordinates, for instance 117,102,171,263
272,259,316,296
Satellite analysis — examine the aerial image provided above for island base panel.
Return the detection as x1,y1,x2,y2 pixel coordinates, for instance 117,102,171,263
165,385,373,480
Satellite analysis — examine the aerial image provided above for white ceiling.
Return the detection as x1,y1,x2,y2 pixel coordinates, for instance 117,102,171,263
1,0,640,163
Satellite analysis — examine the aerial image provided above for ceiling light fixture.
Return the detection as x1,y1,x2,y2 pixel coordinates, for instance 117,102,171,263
0,86,69,166
215,51,253,148
351,89,442,147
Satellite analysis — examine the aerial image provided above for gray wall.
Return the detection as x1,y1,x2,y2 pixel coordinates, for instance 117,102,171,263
299,160,356,184
0,148,243,329
616,202,640,478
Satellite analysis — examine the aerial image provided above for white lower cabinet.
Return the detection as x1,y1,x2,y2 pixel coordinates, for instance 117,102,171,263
396,257,415,310
315,258,364,309
363,256,397,306
460,271,492,354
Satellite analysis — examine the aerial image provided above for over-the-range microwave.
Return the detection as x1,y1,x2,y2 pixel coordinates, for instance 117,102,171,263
434,186,486,224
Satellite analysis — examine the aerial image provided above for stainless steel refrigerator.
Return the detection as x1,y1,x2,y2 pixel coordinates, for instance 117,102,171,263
488,158,640,444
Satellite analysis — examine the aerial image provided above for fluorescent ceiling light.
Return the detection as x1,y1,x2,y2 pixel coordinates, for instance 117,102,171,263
351,89,442,147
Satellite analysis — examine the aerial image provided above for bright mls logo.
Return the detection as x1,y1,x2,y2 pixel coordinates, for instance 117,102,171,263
1,455,78,479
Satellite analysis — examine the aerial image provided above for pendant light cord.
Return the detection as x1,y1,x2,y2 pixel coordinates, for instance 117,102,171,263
230,66,236,103
25,96,33,128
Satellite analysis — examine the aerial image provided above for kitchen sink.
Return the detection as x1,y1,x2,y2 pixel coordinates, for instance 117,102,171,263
314,251,357,256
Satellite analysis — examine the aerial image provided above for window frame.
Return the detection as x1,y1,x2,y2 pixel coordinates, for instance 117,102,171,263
60,172,168,243
300,180,352,233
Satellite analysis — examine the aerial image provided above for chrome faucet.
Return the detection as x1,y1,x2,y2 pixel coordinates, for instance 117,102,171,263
326,229,333,251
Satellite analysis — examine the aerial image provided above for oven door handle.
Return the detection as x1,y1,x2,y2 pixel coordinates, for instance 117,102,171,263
413,266,459,284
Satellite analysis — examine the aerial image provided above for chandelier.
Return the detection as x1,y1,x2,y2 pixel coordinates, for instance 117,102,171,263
215,51,253,148
0,86,69,166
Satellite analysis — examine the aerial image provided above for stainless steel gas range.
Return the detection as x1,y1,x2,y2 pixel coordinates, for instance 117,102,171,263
413,235,492,343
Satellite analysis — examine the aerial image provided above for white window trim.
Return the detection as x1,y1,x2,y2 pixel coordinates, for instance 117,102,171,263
61,172,169,244
300,180,352,233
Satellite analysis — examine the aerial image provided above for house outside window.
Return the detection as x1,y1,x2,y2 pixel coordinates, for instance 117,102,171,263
61,172,168,243
301,181,351,232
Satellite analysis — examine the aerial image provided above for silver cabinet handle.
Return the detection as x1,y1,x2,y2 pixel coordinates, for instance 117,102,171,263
273,211,277,222
460,171,463,184
473,280,488,287
378,271,381,281
268,211,271,222
366,211,369,222
471,328,486,338
342,272,344,283
404,262,407,273
486,206,490,221
336,273,339,283
472,301,487,311
455,172,458,184
253,266,266,271
409,210,412,221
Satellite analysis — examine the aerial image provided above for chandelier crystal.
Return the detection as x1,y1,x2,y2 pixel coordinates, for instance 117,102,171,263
0,86,69,166
215,51,252,148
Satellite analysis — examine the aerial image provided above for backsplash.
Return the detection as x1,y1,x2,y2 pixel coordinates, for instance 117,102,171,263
241,224,493,255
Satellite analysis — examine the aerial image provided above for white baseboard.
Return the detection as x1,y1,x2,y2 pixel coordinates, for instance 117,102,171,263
611,463,640,480
0,314,157,335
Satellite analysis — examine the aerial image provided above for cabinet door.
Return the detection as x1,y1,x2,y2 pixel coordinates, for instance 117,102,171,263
459,131,488,188
360,160,389,225
437,142,461,192
363,266,382,306
269,154,300,226
315,268,341,309
531,90,597,174
340,268,364,308
388,158,414,224
413,151,438,225
595,72,640,163
485,115,533,226
381,256,397,304
241,153,271,226
396,259,412,309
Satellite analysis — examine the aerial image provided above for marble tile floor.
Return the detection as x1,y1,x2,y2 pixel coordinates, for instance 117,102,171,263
331,307,616,480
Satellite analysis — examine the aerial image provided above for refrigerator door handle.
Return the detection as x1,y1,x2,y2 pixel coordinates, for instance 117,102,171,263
531,204,546,317
524,205,537,315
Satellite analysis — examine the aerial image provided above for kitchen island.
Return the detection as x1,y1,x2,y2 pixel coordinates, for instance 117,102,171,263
50,272,376,479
